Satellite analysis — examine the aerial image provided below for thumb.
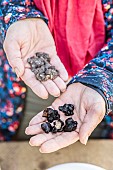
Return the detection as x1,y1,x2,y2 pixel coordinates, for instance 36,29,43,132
3,39,24,77
79,103,105,145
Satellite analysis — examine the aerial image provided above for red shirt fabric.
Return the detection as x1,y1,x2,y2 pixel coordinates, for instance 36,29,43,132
34,0,105,76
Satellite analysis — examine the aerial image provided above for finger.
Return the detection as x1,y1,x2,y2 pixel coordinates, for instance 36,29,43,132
29,107,54,126
3,39,24,77
28,99,65,127
42,80,60,97
29,133,60,147
53,77,66,92
79,104,105,145
52,97,64,110
40,132,79,153
25,123,43,135
29,112,46,126
29,97,65,127
50,56,68,82
29,113,45,126
37,46,68,82
29,99,65,126
21,68,48,99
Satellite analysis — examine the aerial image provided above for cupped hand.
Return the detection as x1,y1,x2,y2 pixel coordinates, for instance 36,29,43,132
25,83,106,153
3,18,68,99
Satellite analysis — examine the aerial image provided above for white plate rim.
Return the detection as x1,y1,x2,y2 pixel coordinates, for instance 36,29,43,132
47,163,106,170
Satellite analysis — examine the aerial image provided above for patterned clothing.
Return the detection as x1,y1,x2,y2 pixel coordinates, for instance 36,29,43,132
70,0,113,138
0,0,47,140
0,0,113,140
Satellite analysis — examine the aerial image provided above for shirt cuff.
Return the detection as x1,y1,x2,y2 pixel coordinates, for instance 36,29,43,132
68,70,113,115
1,3,48,39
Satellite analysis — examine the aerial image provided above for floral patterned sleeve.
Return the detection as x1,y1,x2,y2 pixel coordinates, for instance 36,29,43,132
69,1,113,115
0,0,47,40
0,0,47,141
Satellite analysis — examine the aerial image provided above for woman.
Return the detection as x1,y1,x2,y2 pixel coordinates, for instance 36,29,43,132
0,0,113,151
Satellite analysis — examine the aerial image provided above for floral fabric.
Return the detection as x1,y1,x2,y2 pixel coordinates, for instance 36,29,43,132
0,0,113,140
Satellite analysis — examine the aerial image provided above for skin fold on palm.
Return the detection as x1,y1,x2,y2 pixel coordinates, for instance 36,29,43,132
25,83,106,153
3,18,68,99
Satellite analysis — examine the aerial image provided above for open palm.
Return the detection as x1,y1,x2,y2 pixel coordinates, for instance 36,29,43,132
4,19,68,99
25,83,105,153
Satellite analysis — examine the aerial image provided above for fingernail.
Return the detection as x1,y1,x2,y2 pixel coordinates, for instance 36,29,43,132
25,128,28,135
62,88,66,92
29,141,34,146
29,141,32,146
55,93,60,97
14,67,20,78
84,136,89,145
39,148,43,153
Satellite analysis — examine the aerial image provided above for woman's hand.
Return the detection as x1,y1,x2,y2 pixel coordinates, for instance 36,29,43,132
25,83,105,153
3,18,68,99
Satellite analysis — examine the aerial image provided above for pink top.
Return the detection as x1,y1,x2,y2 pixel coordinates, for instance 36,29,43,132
34,0,105,76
